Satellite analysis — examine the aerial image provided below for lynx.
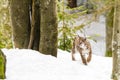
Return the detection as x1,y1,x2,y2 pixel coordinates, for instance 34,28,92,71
72,35,92,65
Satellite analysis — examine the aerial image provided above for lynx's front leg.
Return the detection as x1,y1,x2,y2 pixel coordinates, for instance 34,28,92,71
80,54,87,65
72,51,75,61
87,48,92,62
85,41,92,63
77,46,87,65
80,50,87,65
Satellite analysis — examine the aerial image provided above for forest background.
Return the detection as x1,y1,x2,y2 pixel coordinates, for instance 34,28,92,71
1,0,120,80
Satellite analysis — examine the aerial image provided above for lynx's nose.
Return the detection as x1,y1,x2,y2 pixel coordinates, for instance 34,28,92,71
79,43,87,49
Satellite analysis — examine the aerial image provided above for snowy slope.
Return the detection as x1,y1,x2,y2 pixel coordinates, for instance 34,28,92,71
2,48,112,80
1,15,110,80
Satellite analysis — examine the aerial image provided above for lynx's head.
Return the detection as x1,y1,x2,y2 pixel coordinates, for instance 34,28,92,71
74,35,86,46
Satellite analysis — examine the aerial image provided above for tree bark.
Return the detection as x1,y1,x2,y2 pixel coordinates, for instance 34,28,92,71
112,0,120,79
32,0,40,50
10,0,40,50
28,0,40,51
67,0,77,8
39,0,58,57
106,7,114,57
10,0,31,48
10,0,58,56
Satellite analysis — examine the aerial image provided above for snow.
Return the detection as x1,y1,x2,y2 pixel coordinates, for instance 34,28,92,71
2,48,112,80
0,15,112,80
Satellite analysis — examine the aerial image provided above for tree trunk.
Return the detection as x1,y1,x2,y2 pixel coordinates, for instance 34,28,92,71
28,0,40,51
10,0,40,50
32,0,40,51
39,0,58,57
10,0,31,48
105,7,114,57
10,0,58,56
67,0,77,8
112,0,120,79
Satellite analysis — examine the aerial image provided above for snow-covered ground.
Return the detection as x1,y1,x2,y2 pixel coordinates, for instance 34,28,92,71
1,15,112,80
1,13,110,80
2,48,112,80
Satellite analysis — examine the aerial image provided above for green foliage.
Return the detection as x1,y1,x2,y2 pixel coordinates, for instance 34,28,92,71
57,0,100,52
57,0,87,52
89,0,114,17
58,36,72,52
0,50,6,79
0,0,12,48
57,0,113,52
106,7,114,28
0,57,5,79
105,50,112,57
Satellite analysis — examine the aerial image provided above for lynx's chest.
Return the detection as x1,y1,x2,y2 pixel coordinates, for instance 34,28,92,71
76,43,90,55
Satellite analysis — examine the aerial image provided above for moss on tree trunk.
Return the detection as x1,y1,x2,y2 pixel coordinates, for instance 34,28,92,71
0,49,6,79
105,7,114,57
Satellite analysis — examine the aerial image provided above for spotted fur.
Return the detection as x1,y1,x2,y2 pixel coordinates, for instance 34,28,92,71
72,35,92,65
